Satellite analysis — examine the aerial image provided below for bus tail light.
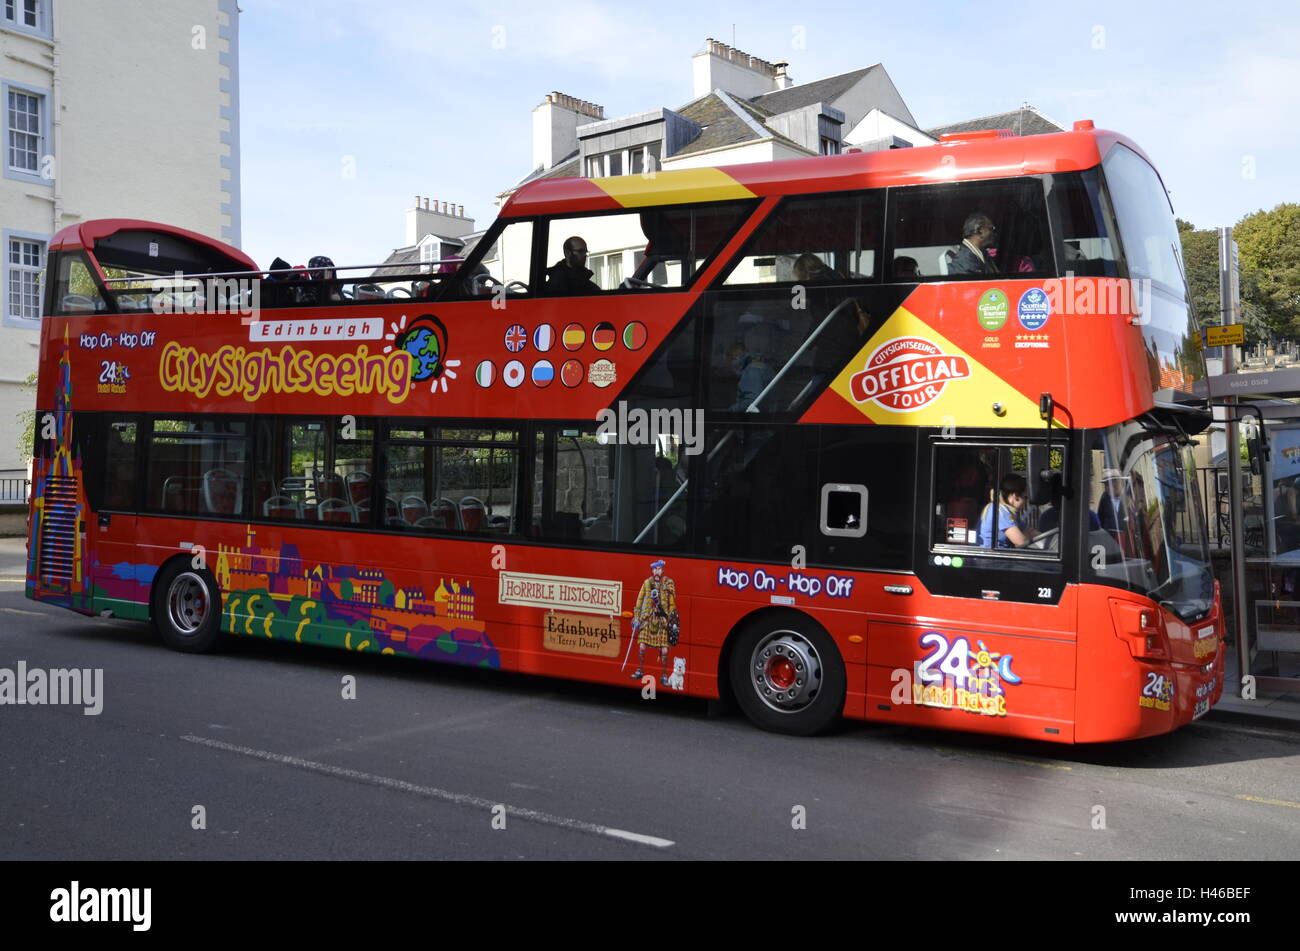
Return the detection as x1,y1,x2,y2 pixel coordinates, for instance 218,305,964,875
1110,599,1169,661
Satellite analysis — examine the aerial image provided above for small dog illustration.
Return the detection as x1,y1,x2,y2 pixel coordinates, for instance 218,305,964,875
666,656,686,691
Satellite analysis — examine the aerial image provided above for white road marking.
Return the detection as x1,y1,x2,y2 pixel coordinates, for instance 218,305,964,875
181,734,675,849
1,606,43,616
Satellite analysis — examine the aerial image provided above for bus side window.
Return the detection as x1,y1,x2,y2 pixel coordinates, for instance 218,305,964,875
532,423,687,549
384,427,520,535
104,419,139,510
888,177,1050,282
145,418,248,518
52,252,107,316
933,445,995,546
931,442,1062,554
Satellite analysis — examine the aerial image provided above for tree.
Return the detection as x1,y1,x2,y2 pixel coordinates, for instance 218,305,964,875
15,371,36,464
1177,221,1221,327
1234,204,1300,339
1179,217,1279,346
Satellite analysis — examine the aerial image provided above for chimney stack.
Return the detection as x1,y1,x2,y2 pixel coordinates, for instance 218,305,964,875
532,91,605,171
692,38,781,99
406,195,476,246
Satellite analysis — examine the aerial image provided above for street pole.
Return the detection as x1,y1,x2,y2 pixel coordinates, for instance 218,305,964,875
1219,227,1250,694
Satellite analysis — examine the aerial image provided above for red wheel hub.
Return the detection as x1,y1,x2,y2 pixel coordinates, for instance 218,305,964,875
767,655,797,690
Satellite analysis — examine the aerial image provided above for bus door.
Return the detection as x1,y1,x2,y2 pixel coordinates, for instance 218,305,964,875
72,415,145,617
873,434,1080,739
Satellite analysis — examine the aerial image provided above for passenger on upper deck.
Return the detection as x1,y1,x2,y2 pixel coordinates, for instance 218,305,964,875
948,213,999,276
308,255,345,302
543,237,601,296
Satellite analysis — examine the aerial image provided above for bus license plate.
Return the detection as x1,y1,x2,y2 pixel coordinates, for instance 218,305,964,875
1193,698,1211,719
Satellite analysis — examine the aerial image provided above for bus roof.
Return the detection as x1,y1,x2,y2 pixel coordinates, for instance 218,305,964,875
48,218,258,273
500,125,1149,219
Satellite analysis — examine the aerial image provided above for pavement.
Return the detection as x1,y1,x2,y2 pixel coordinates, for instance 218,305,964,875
2,534,1298,732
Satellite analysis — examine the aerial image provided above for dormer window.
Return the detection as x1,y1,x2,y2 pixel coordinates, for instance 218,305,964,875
585,142,662,178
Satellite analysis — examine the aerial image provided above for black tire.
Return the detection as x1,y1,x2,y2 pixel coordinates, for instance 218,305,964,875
728,613,846,736
151,559,227,654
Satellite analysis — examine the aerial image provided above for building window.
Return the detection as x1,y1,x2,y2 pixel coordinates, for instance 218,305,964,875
585,143,661,178
3,0,41,31
3,0,49,37
7,89,41,173
7,236,44,322
819,136,841,156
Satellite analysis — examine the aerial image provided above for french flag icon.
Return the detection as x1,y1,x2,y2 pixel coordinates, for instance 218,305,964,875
532,324,555,352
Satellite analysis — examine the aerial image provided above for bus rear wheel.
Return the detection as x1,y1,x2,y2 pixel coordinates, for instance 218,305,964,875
151,560,227,654
729,614,845,736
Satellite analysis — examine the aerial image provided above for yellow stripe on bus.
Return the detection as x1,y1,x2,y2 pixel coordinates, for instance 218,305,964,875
591,167,755,208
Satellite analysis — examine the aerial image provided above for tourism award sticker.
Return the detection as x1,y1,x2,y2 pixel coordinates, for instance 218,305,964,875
977,289,1009,331
589,358,616,388
1017,287,1051,331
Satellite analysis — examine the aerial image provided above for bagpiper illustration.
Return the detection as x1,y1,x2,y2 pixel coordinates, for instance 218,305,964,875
624,559,680,687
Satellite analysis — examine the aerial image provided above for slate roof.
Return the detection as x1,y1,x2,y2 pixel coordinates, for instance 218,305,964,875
925,105,1065,138
372,234,467,277
671,92,803,156
749,66,880,116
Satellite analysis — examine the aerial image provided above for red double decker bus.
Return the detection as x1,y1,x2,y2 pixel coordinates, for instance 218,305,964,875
27,120,1223,741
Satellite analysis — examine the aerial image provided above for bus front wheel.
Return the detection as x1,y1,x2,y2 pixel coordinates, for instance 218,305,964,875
151,560,227,654
729,614,845,736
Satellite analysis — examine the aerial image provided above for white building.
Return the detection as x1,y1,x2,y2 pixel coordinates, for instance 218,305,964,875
482,40,928,286
0,0,240,477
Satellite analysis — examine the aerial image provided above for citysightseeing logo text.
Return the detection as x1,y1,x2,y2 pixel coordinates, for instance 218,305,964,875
159,341,412,404
848,337,970,411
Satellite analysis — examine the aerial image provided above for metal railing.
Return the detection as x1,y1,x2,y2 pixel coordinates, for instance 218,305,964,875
0,478,30,504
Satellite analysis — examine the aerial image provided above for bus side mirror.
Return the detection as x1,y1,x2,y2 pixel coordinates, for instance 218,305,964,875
1027,444,1061,505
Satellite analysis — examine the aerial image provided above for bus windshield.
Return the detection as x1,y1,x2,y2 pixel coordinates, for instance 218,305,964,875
1085,425,1214,622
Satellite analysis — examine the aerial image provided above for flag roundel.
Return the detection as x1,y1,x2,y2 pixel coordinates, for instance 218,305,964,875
531,360,555,388
475,360,495,387
532,324,555,352
504,324,527,352
562,323,586,351
561,359,584,387
622,321,647,351
592,321,616,351
503,360,525,388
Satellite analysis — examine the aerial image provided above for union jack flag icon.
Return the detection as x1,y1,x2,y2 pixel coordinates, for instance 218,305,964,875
504,324,527,352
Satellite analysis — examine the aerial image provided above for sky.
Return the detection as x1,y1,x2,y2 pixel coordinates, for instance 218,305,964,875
238,0,1300,269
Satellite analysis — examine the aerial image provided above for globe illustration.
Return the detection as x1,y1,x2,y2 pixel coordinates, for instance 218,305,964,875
402,325,441,380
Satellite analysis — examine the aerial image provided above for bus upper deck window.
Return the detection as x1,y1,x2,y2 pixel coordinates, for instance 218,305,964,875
52,253,106,316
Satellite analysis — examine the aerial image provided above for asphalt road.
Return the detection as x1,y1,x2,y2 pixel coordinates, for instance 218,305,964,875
2,539,1298,860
